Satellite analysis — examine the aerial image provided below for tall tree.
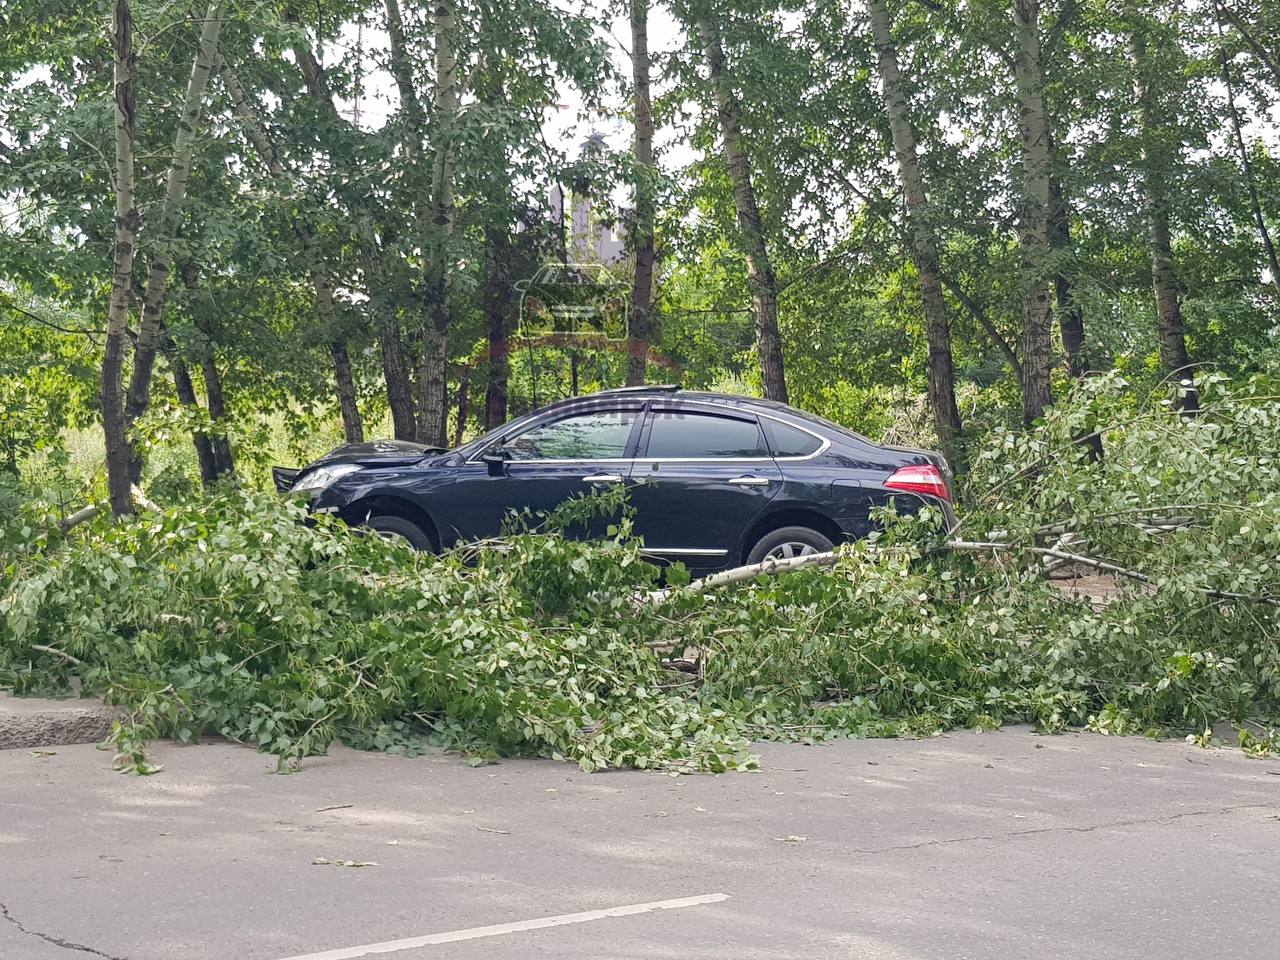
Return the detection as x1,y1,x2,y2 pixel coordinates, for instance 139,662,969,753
122,0,228,478
1130,16,1197,410
1012,0,1054,424
627,0,657,387
693,11,787,402
288,17,419,440
867,0,962,460
103,0,139,516
417,0,460,446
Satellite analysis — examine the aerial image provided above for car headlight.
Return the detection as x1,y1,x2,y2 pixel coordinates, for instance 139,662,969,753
291,463,362,493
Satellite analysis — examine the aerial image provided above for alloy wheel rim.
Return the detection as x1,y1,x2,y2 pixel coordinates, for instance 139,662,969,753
764,541,819,560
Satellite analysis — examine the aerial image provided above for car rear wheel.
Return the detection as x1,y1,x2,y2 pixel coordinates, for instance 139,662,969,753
367,515,434,552
746,525,835,565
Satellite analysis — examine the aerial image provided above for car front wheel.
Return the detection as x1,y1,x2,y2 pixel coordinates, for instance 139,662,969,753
745,525,835,565
367,515,434,552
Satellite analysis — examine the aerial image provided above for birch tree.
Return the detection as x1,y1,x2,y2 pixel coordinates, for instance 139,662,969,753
627,0,657,387
121,0,229,478
867,0,962,460
693,10,788,402
418,0,460,446
1130,14,1197,411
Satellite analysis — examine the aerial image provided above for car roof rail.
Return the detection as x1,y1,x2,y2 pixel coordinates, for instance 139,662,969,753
593,384,681,395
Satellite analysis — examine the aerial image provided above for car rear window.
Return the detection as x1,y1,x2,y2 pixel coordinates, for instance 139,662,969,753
767,420,823,457
644,412,766,458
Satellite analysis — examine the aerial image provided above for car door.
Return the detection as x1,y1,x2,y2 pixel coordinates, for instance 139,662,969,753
430,405,643,545
628,403,782,566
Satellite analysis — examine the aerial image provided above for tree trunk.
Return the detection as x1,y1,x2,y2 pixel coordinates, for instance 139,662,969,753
173,263,230,483
1013,0,1054,425
219,56,365,441
453,371,469,447
330,341,363,443
1221,7,1280,88
868,0,962,460
1131,27,1198,412
122,0,228,479
1218,34,1280,300
695,15,787,402
185,301,234,478
483,224,511,428
416,0,459,446
164,331,219,485
103,0,138,517
383,0,426,135
1049,176,1089,377
385,0,438,443
197,350,233,477
627,0,656,387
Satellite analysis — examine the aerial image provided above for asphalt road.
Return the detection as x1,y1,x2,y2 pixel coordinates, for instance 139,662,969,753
1,728,1277,960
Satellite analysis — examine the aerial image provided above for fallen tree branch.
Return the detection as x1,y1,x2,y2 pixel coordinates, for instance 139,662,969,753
640,536,1277,610
57,503,101,533
645,549,845,603
947,540,1278,606
29,644,83,667
130,485,161,513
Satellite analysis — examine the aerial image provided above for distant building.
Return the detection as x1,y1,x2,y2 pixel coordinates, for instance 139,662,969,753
548,132,628,266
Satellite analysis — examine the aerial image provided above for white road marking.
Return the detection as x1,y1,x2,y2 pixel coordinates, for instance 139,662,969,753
271,892,730,960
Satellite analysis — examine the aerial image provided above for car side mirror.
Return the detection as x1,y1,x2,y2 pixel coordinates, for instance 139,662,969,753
481,450,507,477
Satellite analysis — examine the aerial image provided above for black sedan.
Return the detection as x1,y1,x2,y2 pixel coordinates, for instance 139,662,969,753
277,386,955,570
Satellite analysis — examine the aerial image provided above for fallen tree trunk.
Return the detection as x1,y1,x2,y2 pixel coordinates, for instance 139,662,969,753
642,537,1277,608
644,548,845,603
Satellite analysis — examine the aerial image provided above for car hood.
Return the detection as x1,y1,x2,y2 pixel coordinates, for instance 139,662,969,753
312,439,445,468
274,439,446,492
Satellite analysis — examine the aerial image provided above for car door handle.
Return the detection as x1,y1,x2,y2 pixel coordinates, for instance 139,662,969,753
728,476,772,486
582,474,624,484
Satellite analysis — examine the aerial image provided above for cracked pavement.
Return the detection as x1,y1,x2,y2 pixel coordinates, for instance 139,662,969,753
2,728,1277,959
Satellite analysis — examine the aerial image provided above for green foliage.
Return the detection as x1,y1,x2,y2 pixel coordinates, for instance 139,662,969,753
2,378,1277,774
0,295,98,477
0,487,754,774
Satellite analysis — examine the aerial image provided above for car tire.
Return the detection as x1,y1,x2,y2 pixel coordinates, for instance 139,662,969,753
367,515,434,552
745,525,835,565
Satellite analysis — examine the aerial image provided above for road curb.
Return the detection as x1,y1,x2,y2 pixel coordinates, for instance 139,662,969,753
0,693,120,751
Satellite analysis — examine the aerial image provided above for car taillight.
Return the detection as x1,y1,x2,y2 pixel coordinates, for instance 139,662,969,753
885,464,951,502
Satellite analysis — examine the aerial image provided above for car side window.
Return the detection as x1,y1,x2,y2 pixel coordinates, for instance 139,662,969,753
643,411,766,459
767,420,823,457
504,409,638,461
